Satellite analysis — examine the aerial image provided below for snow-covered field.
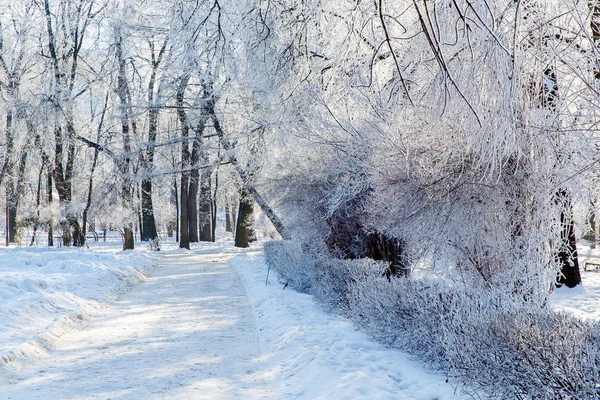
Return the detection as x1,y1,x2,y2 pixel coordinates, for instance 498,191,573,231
0,239,470,399
0,241,156,375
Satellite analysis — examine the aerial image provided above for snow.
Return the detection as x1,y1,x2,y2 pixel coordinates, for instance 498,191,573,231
551,242,600,320
0,240,469,399
0,242,156,374
231,248,467,400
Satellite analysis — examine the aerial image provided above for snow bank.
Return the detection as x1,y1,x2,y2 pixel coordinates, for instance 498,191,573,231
230,249,465,400
0,245,155,374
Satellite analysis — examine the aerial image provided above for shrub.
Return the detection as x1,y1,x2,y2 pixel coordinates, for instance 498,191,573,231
264,240,315,293
310,256,389,314
265,240,600,399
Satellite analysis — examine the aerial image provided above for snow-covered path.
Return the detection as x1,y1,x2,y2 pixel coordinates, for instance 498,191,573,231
1,250,273,400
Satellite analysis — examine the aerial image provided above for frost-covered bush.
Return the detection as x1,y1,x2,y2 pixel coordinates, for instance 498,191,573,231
265,240,389,312
346,262,600,398
264,240,315,293
309,257,390,314
266,240,600,398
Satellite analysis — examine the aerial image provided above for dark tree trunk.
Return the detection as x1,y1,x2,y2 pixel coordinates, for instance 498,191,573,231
225,204,232,232
556,190,581,288
8,149,28,244
176,75,191,249
47,166,53,247
211,166,219,242
199,173,212,242
533,25,580,286
123,227,135,250
83,152,97,238
67,214,84,247
591,4,600,251
211,200,217,242
235,190,254,248
590,201,596,250
116,32,135,251
231,203,237,235
7,185,16,244
188,171,199,242
141,180,158,241
180,173,190,249
188,87,210,242
4,203,8,247
4,110,16,243
174,177,179,243
53,123,84,247
137,199,143,241
140,40,166,242
546,84,579,285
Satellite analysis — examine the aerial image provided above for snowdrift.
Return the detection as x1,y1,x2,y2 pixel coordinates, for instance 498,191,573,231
0,245,155,374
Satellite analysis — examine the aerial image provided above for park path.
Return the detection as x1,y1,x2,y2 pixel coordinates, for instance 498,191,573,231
1,250,274,400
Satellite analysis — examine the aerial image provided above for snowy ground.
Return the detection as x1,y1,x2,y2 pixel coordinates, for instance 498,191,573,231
551,242,600,320
0,239,468,399
0,242,155,374
231,249,466,400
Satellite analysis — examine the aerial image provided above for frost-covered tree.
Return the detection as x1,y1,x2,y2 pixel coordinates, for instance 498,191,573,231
247,0,600,294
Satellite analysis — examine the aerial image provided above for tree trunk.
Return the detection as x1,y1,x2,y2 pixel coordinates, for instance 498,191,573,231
210,111,289,240
47,166,53,247
53,121,84,247
67,215,83,247
6,184,16,244
4,202,8,247
116,32,135,251
123,227,135,250
176,75,191,249
140,39,166,242
141,179,158,241
199,172,212,241
225,204,232,232
174,177,179,243
534,24,580,286
235,190,254,248
211,167,219,242
231,203,237,235
137,198,143,241
188,171,199,242
8,149,28,244
556,190,581,288
591,3,600,251
180,173,190,249
188,88,210,242
4,110,16,243
590,201,596,250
